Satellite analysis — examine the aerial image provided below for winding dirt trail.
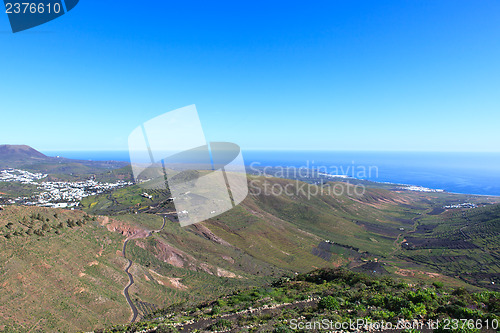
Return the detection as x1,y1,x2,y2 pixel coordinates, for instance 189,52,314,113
121,215,169,322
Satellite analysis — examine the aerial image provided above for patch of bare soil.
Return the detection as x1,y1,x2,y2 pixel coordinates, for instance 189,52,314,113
98,216,150,238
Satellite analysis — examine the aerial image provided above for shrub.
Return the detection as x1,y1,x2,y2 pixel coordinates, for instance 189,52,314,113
216,299,227,307
273,324,293,333
408,289,436,303
319,296,340,311
211,305,221,315
371,309,395,320
400,307,414,320
452,287,469,297
209,319,232,331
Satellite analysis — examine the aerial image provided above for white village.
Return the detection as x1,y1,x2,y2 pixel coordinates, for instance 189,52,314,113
0,168,132,208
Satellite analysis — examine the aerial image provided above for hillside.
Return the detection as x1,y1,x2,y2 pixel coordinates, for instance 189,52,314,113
0,206,131,331
0,174,499,332
0,145,51,167
99,268,500,333
0,207,274,332
0,145,128,176
82,176,500,289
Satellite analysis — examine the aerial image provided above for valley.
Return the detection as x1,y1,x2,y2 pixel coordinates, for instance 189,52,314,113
0,145,499,332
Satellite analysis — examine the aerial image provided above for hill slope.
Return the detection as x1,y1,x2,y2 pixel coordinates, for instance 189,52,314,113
104,268,500,333
1,175,499,332
0,145,51,167
0,145,129,180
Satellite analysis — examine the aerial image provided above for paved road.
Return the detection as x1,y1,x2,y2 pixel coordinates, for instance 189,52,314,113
122,215,169,323
122,239,138,322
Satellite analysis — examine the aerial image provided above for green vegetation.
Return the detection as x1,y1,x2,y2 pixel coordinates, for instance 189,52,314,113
0,206,95,240
1,173,500,332
81,185,173,215
397,202,500,289
0,206,130,332
99,268,500,332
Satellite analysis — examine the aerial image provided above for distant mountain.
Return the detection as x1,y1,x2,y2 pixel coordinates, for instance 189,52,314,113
0,144,129,178
0,145,51,163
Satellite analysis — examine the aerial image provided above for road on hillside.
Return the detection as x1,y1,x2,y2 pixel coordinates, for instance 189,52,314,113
121,214,170,322
122,239,138,322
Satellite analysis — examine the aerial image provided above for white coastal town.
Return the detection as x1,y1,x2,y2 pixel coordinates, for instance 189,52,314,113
443,202,478,209
399,185,445,193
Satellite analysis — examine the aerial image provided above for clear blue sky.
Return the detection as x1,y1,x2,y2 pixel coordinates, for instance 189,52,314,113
0,0,499,152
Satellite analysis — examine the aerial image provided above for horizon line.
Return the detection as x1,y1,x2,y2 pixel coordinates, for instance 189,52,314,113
39,148,500,154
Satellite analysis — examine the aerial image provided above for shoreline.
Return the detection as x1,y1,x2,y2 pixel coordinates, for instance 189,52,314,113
249,165,500,199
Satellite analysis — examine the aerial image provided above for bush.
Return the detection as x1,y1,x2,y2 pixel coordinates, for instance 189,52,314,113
432,281,444,289
211,305,221,315
371,309,395,320
209,319,232,331
273,324,293,333
400,307,414,320
408,289,436,303
216,299,227,307
319,296,340,311
452,287,469,297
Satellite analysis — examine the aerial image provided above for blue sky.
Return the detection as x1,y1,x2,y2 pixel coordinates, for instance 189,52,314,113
0,0,499,152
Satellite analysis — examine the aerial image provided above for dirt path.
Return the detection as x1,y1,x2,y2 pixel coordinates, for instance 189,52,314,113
174,298,319,332
390,233,403,257
389,216,420,258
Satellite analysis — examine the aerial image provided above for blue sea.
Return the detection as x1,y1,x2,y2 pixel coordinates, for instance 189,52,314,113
43,150,500,197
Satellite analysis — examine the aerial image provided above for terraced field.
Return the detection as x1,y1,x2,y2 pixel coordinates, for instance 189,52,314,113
396,204,500,290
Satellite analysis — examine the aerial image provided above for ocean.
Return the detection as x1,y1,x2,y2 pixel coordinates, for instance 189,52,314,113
43,150,500,197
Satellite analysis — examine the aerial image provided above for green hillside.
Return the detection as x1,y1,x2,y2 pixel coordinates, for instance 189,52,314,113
1,175,499,332
0,206,130,332
98,268,500,333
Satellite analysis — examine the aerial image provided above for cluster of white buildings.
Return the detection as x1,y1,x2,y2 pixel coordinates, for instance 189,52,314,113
317,173,352,179
400,185,444,193
0,168,132,208
444,202,477,209
0,168,48,183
